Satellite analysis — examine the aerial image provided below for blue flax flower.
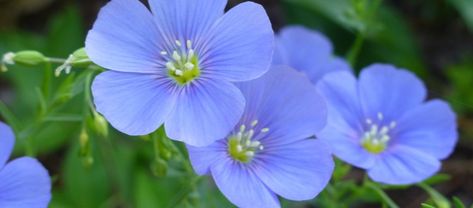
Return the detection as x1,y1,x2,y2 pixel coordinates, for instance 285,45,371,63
86,0,274,146
187,67,334,207
316,64,457,185
0,122,51,207
273,26,351,83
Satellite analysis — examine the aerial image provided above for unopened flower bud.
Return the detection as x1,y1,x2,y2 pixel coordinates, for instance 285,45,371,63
151,159,168,177
70,48,93,68
93,113,109,138
79,129,90,156
12,51,47,66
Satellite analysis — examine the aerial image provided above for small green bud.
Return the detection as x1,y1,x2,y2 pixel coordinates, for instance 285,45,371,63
13,51,47,66
79,129,90,156
82,156,94,167
79,129,94,167
93,112,109,138
71,48,93,68
151,159,168,177
1,64,7,72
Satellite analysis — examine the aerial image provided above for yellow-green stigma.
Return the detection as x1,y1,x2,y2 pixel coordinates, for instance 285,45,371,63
162,40,201,85
361,113,397,154
228,120,269,163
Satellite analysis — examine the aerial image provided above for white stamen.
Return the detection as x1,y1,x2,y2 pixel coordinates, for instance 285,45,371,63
166,62,176,71
370,125,378,135
247,129,254,140
390,121,397,129
184,62,194,70
172,51,181,61
188,49,195,58
245,151,254,157
366,119,372,125
377,112,384,120
175,70,183,76
380,126,389,135
160,51,168,55
380,135,390,143
240,125,246,133
236,132,242,141
251,120,258,127
250,141,261,147
175,40,182,47
261,128,269,133
236,145,243,152
186,40,192,49
259,146,264,150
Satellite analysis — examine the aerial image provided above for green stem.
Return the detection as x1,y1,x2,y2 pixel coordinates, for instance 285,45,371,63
47,57,68,64
365,181,399,208
166,176,204,208
346,33,364,67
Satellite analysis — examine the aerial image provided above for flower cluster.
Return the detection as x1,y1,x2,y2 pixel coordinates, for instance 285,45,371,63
81,0,458,207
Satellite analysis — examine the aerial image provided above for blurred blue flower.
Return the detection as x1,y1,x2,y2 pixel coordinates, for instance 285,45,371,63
0,122,51,207
316,64,458,185
273,26,351,83
86,0,274,146
187,67,334,207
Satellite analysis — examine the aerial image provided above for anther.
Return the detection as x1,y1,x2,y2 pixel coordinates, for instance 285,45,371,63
251,120,258,127
166,62,176,71
186,40,192,49
245,151,254,157
240,125,246,132
175,70,183,76
380,126,389,135
172,51,181,61
377,112,384,120
160,51,168,55
261,128,269,133
184,62,194,70
250,141,261,147
175,40,182,47
188,49,195,58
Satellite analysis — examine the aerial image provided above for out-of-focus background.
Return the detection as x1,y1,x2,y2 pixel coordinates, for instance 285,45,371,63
0,0,472,207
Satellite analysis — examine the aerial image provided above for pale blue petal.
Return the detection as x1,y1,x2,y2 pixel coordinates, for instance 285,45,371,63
319,124,376,169
165,79,245,147
236,66,327,146
316,71,364,135
254,139,334,201
0,157,51,208
275,26,351,83
359,64,426,121
0,122,14,168
186,141,226,175
393,100,457,159
85,0,163,73
211,158,280,208
316,71,375,168
368,145,440,185
92,71,177,136
200,2,274,82
148,0,226,46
